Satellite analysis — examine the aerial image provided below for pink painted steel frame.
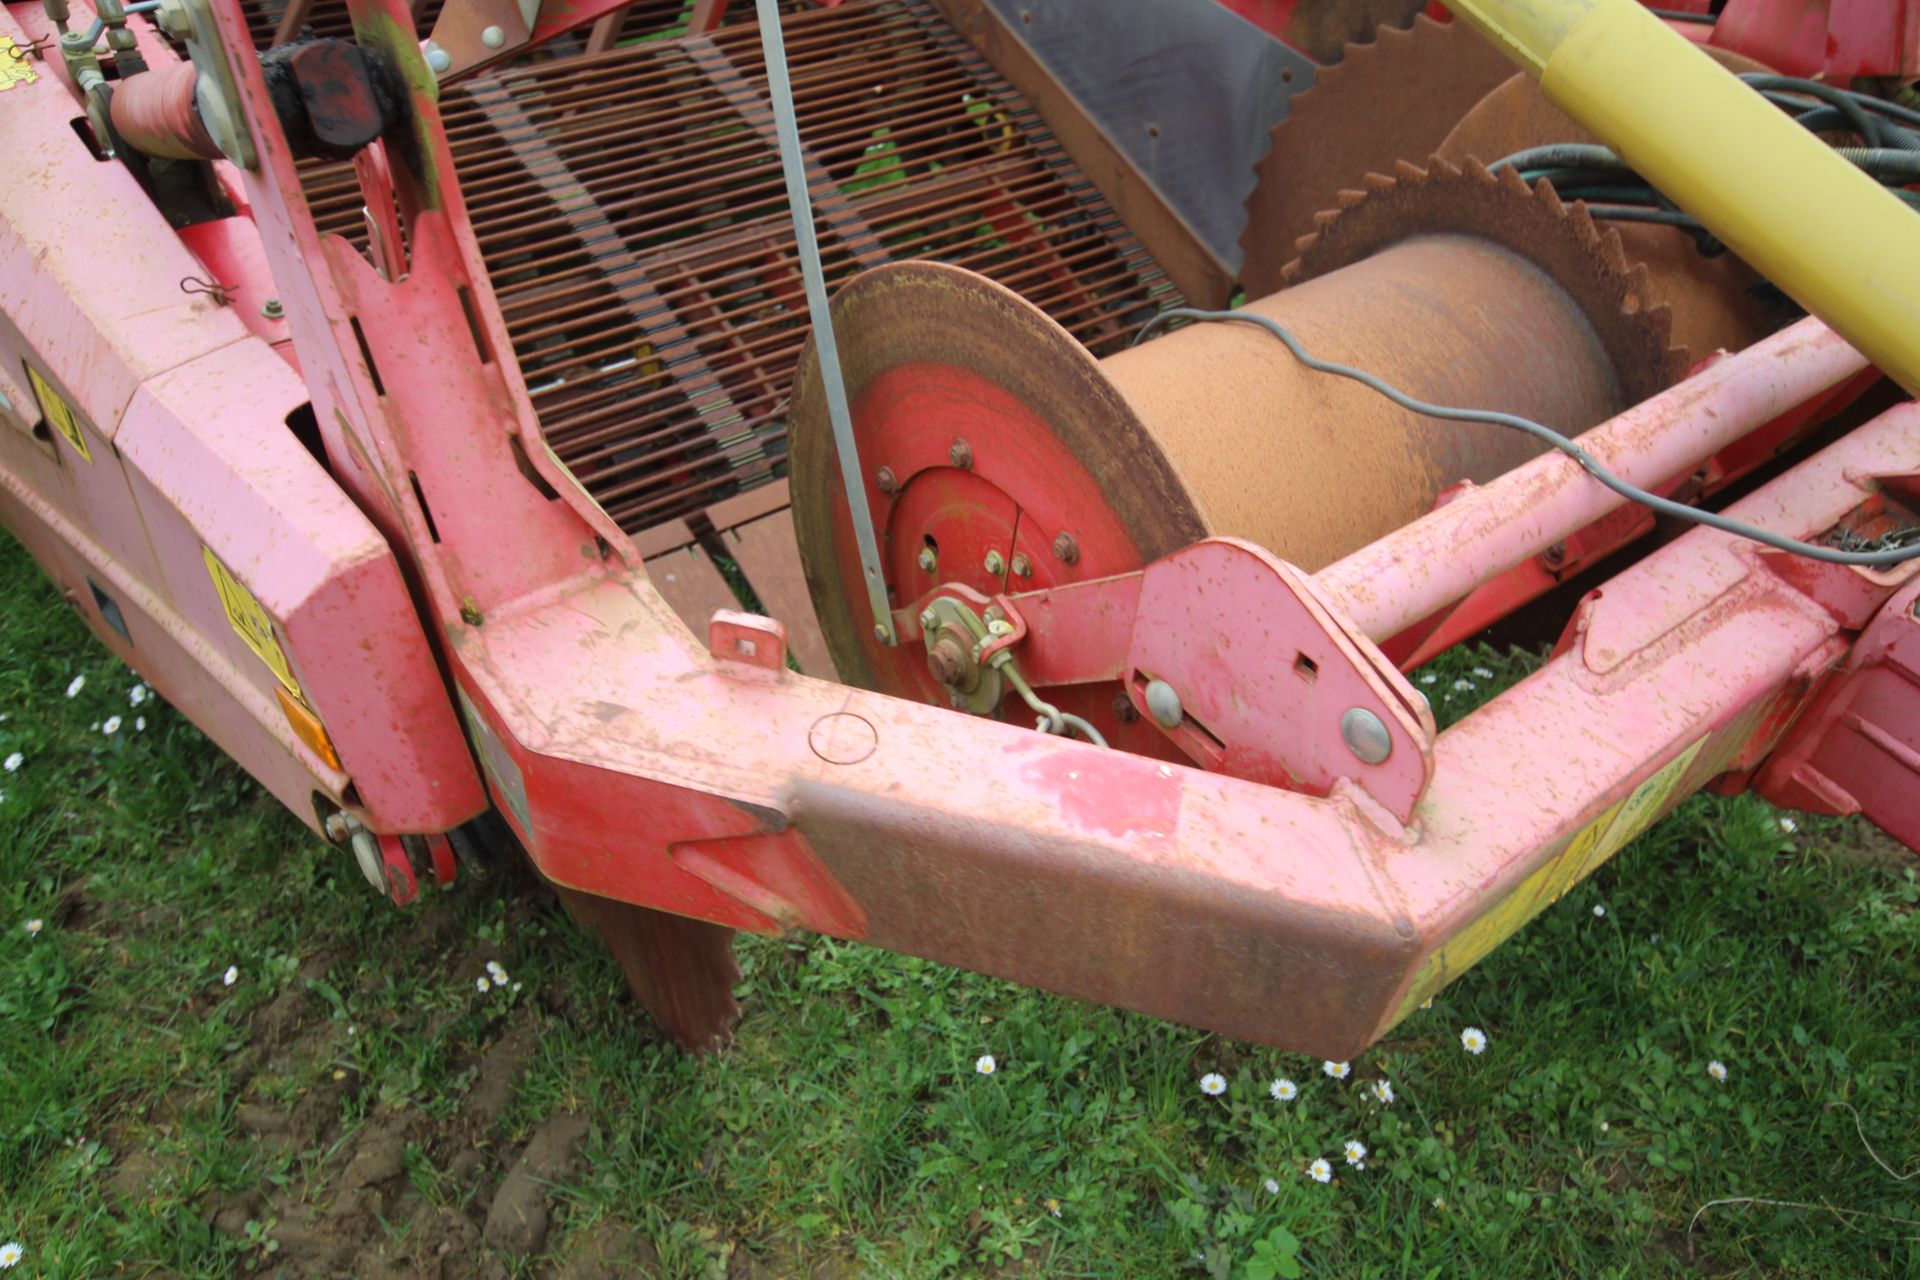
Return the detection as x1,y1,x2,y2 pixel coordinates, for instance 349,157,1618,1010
0,1,484,834
4,0,1915,1057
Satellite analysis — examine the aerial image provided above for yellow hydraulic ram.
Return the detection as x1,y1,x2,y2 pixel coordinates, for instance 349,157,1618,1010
1446,0,1920,397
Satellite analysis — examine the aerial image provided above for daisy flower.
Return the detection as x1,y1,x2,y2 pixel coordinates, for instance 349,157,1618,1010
511,981,522,993
66,675,86,698
1432,1196,1446,1209
103,716,122,735
1707,1060,1728,1083
130,683,149,706
1779,816,1797,833
1371,1079,1395,1105
3,753,21,773
975,1054,997,1075
476,976,491,994
1045,1198,1062,1218
1420,996,1433,1010
485,960,507,982
1593,904,1607,918
1269,1077,1298,1102
25,918,43,937
1344,1140,1368,1167
135,717,147,732
1451,678,1474,692
1418,673,1437,685
1199,1072,1227,1096
1460,1026,1488,1055
1306,1158,1332,1184
0,1241,21,1269
1263,1178,1281,1194
222,966,239,986
1471,667,1496,680
1323,1060,1350,1080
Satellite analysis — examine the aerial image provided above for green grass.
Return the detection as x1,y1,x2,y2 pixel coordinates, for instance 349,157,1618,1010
2,526,1918,1278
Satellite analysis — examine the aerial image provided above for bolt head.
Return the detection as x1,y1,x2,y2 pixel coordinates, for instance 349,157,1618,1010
425,44,452,73
918,607,938,631
480,23,505,47
1339,707,1393,765
987,618,1014,636
261,297,284,320
875,466,899,495
1011,553,1032,578
1143,678,1182,729
928,640,967,687
949,438,973,470
873,623,893,644
983,550,1006,576
1051,531,1080,565
917,547,937,572
1111,692,1139,724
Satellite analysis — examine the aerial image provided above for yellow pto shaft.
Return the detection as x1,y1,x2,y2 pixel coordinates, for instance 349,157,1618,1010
1446,0,1920,397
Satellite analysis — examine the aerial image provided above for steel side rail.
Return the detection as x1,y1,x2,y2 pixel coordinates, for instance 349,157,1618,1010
454,407,1919,1056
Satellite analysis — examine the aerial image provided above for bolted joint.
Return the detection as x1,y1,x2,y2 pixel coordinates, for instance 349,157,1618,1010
917,546,937,572
1051,531,1080,565
875,466,899,495
983,549,1006,576
949,438,973,470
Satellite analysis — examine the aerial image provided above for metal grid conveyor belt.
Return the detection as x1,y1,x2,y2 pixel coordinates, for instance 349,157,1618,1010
300,0,1182,535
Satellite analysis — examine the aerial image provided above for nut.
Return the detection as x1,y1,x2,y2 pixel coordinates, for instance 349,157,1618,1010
876,466,899,495
1051,531,1079,565
949,438,973,470
917,546,937,572
983,550,1006,576
1011,554,1032,578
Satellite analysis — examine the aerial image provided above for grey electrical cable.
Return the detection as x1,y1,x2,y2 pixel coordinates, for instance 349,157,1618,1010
1133,308,1920,567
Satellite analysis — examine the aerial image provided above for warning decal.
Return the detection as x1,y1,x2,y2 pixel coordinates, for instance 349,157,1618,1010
25,364,90,463
1390,737,1707,1023
202,546,303,699
1,38,39,93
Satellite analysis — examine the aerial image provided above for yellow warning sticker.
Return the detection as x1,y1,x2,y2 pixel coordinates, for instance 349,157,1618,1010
1,38,39,92
202,547,304,699
24,364,90,463
1391,737,1707,1023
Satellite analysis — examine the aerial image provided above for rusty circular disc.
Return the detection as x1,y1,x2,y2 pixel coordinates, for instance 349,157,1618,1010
1282,156,1688,406
1239,15,1518,299
789,262,1206,697
1433,47,1787,360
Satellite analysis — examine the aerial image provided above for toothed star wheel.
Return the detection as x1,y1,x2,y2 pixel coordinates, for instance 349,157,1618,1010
1281,156,1690,406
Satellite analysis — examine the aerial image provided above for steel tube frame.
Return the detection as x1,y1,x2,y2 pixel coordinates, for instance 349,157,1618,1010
6,0,1914,1058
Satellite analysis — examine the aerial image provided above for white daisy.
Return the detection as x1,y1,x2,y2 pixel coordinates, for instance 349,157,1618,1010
0,1241,21,1269
222,966,239,987
1263,1178,1281,1194
102,716,121,735
1452,678,1474,692
1707,1060,1728,1082
975,1054,997,1075
1460,1026,1488,1055
1199,1072,1227,1096
1420,996,1433,1010
135,717,147,732
25,918,42,937
1269,1077,1298,1102
485,960,507,982
1471,667,1495,680
1593,904,1607,918
130,683,149,706
1307,1158,1332,1184
1418,673,1437,685
4,753,21,772
1779,816,1798,833
66,675,86,698
1600,1121,1610,1132
476,976,491,994
1432,1196,1446,1209
1323,1060,1350,1080
1344,1140,1367,1166
511,981,522,993
1371,1079,1395,1105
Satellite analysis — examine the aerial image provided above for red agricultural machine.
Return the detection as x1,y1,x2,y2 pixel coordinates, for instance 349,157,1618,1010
2,0,1917,1055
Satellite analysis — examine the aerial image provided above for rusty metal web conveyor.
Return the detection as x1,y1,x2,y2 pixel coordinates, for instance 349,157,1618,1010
301,0,1181,537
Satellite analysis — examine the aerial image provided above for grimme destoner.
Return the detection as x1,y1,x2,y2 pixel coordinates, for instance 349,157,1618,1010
2,0,1917,1052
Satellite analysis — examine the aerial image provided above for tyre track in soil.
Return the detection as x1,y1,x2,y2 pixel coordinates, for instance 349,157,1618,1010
97,890,664,1279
